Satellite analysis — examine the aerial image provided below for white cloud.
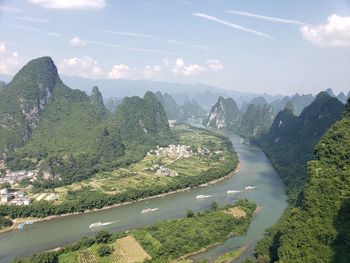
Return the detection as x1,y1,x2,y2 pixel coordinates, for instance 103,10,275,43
226,10,306,25
108,64,131,79
14,16,51,23
207,59,224,71
0,5,23,12
0,42,20,75
59,57,103,79
28,0,106,10
172,57,206,77
87,40,175,55
70,36,87,47
12,24,61,38
193,13,274,40
301,15,350,47
96,29,209,51
144,65,161,79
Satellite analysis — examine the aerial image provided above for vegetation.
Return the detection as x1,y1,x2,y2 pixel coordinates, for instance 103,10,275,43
204,96,241,131
133,199,256,262
97,244,113,257
14,200,255,263
204,96,274,138
251,94,347,262
0,216,12,229
257,92,344,200
0,125,238,220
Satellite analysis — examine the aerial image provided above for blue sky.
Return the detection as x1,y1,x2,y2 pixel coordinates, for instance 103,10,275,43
0,0,350,95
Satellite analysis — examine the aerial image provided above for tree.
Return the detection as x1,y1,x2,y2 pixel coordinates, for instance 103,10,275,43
95,230,111,244
97,244,112,257
210,201,218,211
186,210,195,218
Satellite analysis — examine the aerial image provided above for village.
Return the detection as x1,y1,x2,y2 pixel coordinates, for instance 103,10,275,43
147,144,222,177
0,169,39,205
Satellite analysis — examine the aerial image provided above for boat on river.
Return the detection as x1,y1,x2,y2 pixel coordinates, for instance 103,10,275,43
227,190,241,194
196,195,212,199
18,221,33,230
245,186,256,190
88,221,114,228
141,208,159,214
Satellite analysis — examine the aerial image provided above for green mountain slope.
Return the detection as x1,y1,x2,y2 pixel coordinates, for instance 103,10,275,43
239,103,274,138
155,91,181,119
252,93,345,263
1,57,174,188
0,57,61,153
115,91,175,158
205,97,241,131
256,99,350,262
178,99,206,121
258,92,344,199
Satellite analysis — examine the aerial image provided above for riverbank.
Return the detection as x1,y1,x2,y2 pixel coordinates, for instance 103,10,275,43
0,163,240,235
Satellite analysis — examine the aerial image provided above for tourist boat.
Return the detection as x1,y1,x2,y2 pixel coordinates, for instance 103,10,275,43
245,186,256,190
17,221,33,230
227,190,241,194
196,195,212,199
141,208,159,214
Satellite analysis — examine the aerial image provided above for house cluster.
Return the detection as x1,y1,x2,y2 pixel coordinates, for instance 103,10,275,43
168,120,176,129
147,144,192,158
152,164,178,177
0,188,31,205
197,147,211,156
0,170,38,186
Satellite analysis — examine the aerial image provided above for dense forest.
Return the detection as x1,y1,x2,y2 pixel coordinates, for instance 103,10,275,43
250,96,349,262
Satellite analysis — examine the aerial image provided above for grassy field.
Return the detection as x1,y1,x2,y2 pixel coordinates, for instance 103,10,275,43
49,124,234,201
57,235,150,263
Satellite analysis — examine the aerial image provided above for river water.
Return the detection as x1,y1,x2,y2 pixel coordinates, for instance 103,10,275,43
0,131,287,262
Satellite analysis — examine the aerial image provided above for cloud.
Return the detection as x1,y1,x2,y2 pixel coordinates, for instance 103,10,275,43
207,59,224,71
59,57,103,79
0,5,23,12
70,36,87,47
0,42,20,75
87,40,175,55
226,10,306,25
108,64,131,79
11,24,61,37
144,65,162,79
172,57,206,77
14,16,51,23
96,29,210,51
301,15,350,47
28,0,106,10
192,13,274,40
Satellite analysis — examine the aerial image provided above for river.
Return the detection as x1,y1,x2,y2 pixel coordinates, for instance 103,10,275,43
0,130,287,262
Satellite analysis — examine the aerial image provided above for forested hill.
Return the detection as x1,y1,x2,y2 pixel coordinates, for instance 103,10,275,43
255,99,350,262
204,96,241,131
0,57,174,188
0,57,61,153
257,92,344,199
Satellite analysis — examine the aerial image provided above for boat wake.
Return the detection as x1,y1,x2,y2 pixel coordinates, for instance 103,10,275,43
196,195,212,199
227,190,242,194
89,221,116,229
141,208,159,214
